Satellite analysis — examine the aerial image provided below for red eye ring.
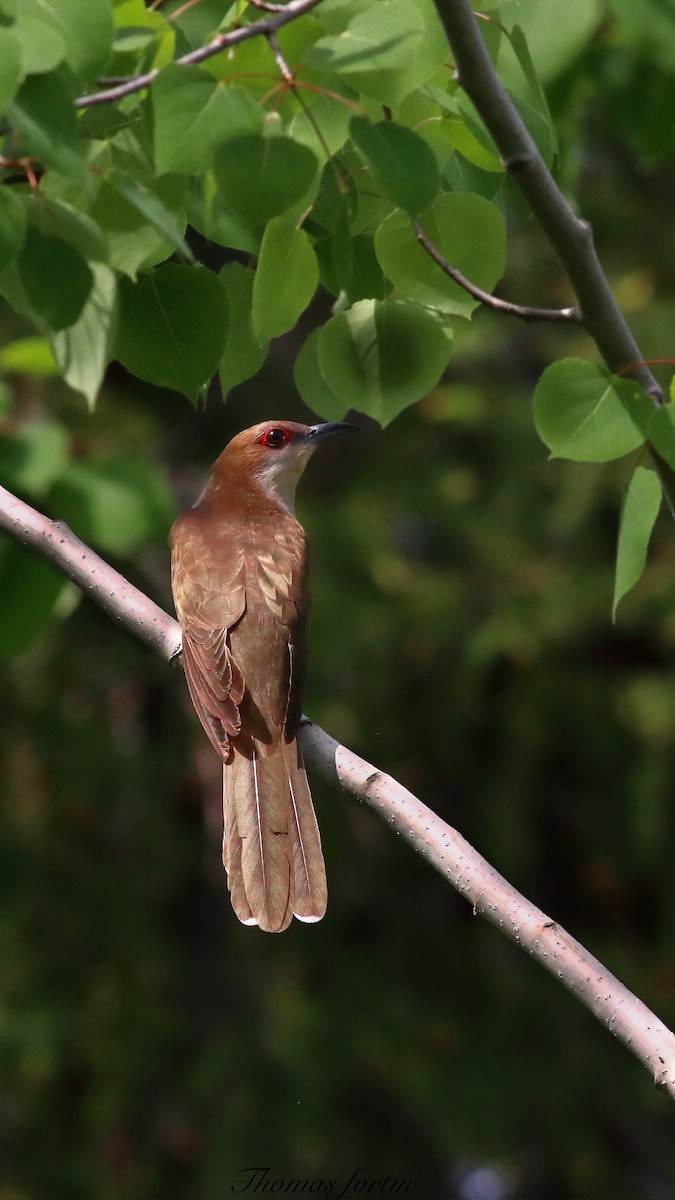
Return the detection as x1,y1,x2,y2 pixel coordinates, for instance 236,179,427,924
260,427,291,449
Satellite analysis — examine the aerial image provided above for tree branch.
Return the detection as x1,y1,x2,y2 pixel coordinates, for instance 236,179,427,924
413,219,581,324
75,0,324,109
0,483,180,661
431,0,675,529
2,481,675,1096
432,0,662,404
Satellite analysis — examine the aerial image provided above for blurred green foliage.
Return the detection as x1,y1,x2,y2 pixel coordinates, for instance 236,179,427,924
3,3,675,1199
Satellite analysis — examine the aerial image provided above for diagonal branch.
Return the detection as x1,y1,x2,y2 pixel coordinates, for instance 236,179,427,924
413,219,581,324
75,0,324,109
431,0,675,525
2,479,675,1096
432,0,661,401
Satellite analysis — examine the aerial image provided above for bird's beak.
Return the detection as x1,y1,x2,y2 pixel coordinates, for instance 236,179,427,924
305,422,359,443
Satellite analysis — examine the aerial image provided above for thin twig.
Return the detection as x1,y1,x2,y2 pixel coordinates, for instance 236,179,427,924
75,0,324,109
414,219,581,324
1,479,675,1095
267,31,294,83
249,0,293,11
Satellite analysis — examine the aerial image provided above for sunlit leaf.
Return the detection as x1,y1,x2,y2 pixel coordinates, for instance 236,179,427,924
52,263,118,408
294,326,348,422
0,336,58,375
317,298,452,425
375,193,505,317
533,359,652,462
252,219,319,343
613,462,662,617
152,68,263,174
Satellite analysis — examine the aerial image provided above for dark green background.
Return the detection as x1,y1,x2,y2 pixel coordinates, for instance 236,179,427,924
3,9,675,1198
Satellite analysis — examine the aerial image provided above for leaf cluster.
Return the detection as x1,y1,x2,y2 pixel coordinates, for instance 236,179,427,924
0,0,537,422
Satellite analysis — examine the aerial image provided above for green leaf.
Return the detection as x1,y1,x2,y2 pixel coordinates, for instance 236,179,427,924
294,326,348,421
613,463,662,618
112,174,191,262
52,263,118,408
349,118,439,216
498,0,602,82
26,196,108,263
305,0,447,105
0,187,27,271
88,174,188,277
317,298,453,425
213,134,319,227
6,70,85,181
152,67,264,175
114,264,229,400
0,27,24,108
0,336,58,375
309,0,422,74
218,262,268,398
13,14,65,74
0,543,73,658
185,175,260,256
18,0,115,81
440,117,502,173
648,403,675,470
18,230,93,331
0,419,69,495
289,87,353,159
375,193,506,317
252,219,319,343
533,359,653,462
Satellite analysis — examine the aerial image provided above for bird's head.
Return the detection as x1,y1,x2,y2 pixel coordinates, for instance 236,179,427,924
211,420,357,512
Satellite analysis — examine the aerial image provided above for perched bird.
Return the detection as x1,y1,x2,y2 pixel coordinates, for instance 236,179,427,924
170,420,355,932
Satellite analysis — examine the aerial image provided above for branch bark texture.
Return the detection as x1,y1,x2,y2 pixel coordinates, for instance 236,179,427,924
1,486,674,1097
433,0,662,402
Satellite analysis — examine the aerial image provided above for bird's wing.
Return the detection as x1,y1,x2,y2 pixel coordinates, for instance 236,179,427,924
171,516,246,759
254,533,309,739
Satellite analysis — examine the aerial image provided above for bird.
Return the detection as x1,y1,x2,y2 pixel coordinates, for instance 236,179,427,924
170,420,356,933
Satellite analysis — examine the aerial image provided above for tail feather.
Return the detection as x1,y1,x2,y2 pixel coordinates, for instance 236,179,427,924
222,776,256,926
222,738,326,932
283,740,328,923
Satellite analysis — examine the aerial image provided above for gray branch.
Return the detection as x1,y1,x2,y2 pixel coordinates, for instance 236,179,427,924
75,0,324,109
431,1,675,522
2,481,675,1096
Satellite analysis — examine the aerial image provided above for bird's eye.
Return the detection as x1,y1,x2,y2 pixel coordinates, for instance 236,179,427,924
260,427,291,449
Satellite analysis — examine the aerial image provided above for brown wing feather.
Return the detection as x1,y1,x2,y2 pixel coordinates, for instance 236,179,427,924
171,512,246,759
253,534,310,739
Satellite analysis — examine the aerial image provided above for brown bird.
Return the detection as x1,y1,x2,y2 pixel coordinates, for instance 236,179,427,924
170,420,355,932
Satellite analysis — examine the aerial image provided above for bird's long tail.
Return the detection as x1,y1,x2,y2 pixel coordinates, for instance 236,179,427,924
222,737,327,933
